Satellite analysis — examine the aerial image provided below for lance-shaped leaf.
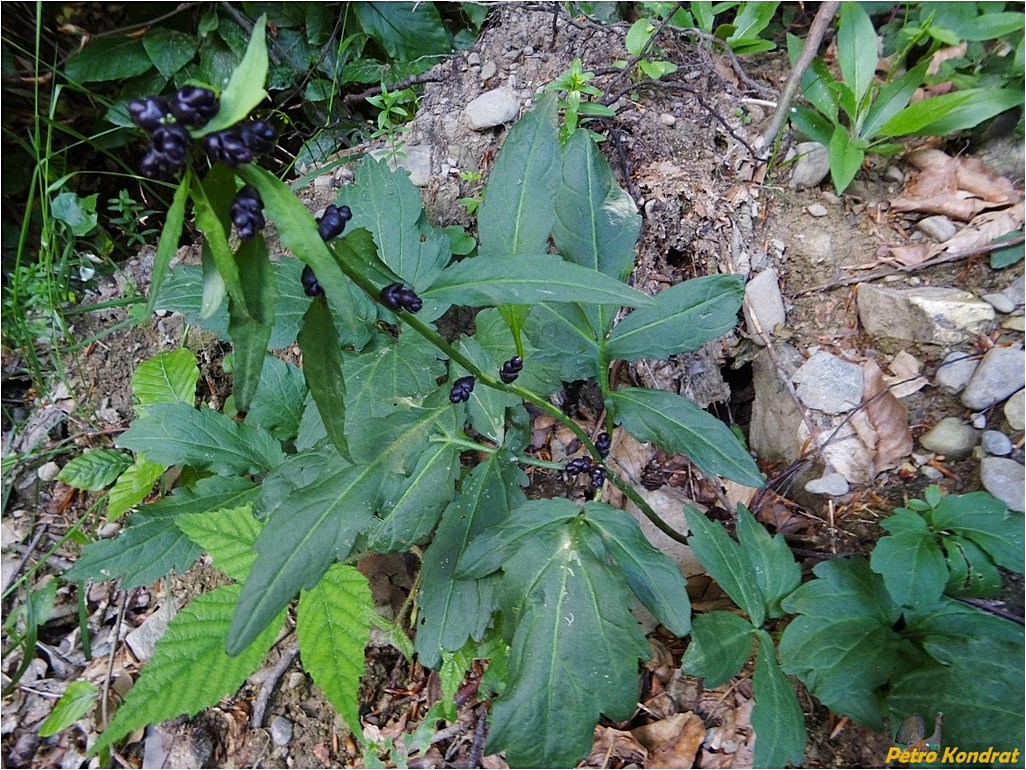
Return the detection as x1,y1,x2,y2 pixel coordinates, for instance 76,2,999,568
193,15,268,137
130,348,199,416
117,402,285,475
609,388,764,487
39,681,98,738
522,302,600,385
229,234,275,412
91,584,285,755
299,296,349,459
682,611,754,688
460,505,651,768
582,502,690,636
870,510,947,609
190,172,249,314
146,171,190,314
416,450,528,669
297,564,373,733
176,505,263,582
477,94,560,259
735,504,801,619
57,448,132,491
606,275,745,362
244,355,307,443
751,629,805,769
423,255,655,309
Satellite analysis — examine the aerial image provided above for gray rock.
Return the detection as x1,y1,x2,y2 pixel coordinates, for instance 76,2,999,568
934,352,979,394
856,284,995,344
467,51,481,66
789,141,830,189
793,351,864,414
658,112,677,126
804,472,850,496
1003,315,1026,331
961,346,1026,410
1005,389,1025,431
980,457,1026,512
270,716,293,747
919,417,977,459
1001,275,1025,309
126,603,174,662
981,430,1013,456
36,461,60,482
915,215,957,243
983,292,1016,314
750,345,805,463
479,60,497,80
369,144,433,187
744,268,786,343
806,203,828,217
465,87,519,130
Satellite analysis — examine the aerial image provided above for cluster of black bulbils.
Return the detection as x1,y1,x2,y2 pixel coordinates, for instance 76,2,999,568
565,432,611,488
128,86,275,179
299,205,355,297
449,376,475,403
499,356,523,384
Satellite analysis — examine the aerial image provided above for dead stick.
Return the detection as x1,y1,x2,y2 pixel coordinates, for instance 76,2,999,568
251,642,299,729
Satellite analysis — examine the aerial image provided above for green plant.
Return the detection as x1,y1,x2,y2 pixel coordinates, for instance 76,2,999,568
647,1,781,54
366,81,418,158
544,58,616,143
106,189,160,249
788,3,1024,193
59,18,767,767
683,485,1024,766
621,20,680,80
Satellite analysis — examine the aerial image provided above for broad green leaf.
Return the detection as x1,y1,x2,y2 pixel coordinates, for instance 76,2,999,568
473,308,564,397
478,95,560,259
194,15,269,136
107,456,165,519
352,2,451,60
297,564,373,732
343,332,446,420
903,595,1024,652
176,505,262,582
142,28,199,80
683,506,765,626
299,296,349,460
727,2,779,49
522,302,600,385
65,476,258,588
92,584,285,754
735,504,800,618
228,234,275,412
553,128,641,282
870,510,947,608
417,451,528,669
789,105,834,146
478,513,651,767
131,348,199,416
64,37,151,83
423,255,656,309
118,402,285,475
255,444,344,519
751,629,805,768
244,356,307,443
608,388,763,487
942,536,1001,597
837,3,878,105
51,192,98,237
877,87,1023,138
339,159,451,290
859,60,929,140
828,127,865,193
38,681,99,738
454,336,520,444
57,448,132,491
930,7,1025,41
582,502,691,636
781,556,900,625
346,396,453,473
626,19,654,57
146,170,191,315
200,242,227,320
606,274,745,361
928,491,1024,571
788,35,838,122
237,165,371,348
991,230,1024,269
682,611,753,687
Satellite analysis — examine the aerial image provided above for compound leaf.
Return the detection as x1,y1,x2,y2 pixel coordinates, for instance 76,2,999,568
682,611,754,688
609,388,763,488
752,629,805,768
296,564,373,732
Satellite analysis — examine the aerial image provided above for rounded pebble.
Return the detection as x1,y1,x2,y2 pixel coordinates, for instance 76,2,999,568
934,352,978,394
919,417,977,459
981,430,1013,456
806,203,828,217
270,716,293,747
37,461,61,481
1005,389,1025,431
982,292,1016,314
804,472,850,496
980,457,1026,512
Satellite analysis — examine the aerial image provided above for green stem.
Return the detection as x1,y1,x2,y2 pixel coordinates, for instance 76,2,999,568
430,434,568,471
606,472,690,545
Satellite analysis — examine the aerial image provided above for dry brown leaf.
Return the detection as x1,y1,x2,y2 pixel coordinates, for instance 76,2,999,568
606,428,657,508
905,148,959,198
629,712,706,769
889,193,993,221
955,156,1017,204
587,726,648,768
886,351,930,398
863,360,913,474
929,201,1025,258
927,43,968,75
887,243,932,266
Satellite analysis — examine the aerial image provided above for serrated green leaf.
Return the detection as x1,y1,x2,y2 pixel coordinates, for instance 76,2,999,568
58,448,132,491
608,388,764,487
751,629,805,768
606,274,745,362
92,584,285,754
837,3,877,105
244,356,306,443
479,512,651,768
131,348,199,416
683,505,765,626
228,234,275,413
929,491,1024,571
296,564,373,732
176,505,262,582
343,332,446,420
66,476,258,588
522,302,600,384
423,255,655,309
870,510,947,608
107,456,165,519
142,28,199,80
735,504,800,618
118,403,285,475
417,450,528,669
582,502,691,636
146,172,191,315
478,94,560,259
681,611,754,687
64,37,152,83
38,681,99,737
299,296,349,460
194,15,268,136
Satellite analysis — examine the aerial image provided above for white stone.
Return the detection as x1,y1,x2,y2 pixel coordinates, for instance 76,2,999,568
479,60,498,80
744,268,786,343
806,203,828,217
856,284,996,344
37,461,61,482
980,457,1026,512
126,603,174,662
919,417,977,459
658,112,676,126
465,87,519,130
915,215,957,243
934,352,979,394
793,351,864,414
1005,389,1025,431
789,141,830,189
805,472,850,496
983,292,1017,314
961,346,1026,411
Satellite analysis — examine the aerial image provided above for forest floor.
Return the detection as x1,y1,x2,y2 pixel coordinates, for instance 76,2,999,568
3,5,1023,769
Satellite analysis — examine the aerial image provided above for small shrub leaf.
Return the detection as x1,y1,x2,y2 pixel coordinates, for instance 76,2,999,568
141,29,199,81
176,505,263,582
828,127,865,193
58,449,132,491
296,564,373,732
681,611,754,688
752,629,805,768
298,297,350,460
130,348,199,417
837,3,878,105
877,87,1023,138
38,681,99,738
107,456,165,519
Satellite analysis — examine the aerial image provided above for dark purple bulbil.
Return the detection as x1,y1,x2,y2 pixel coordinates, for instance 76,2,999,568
301,265,323,297
231,185,265,241
317,203,353,241
449,376,475,404
380,282,422,313
595,431,611,458
128,96,171,131
139,148,177,179
150,124,191,164
171,86,220,128
241,119,276,154
203,129,253,167
499,355,524,383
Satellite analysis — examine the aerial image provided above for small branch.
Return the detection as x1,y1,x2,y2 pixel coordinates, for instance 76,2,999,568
678,29,777,97
251,641,299,729
343,72,446,105
760,1,840,155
